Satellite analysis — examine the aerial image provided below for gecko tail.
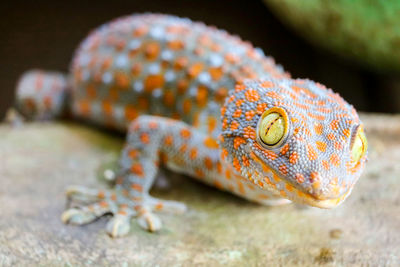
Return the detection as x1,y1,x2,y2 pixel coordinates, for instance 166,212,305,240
15,69,71,121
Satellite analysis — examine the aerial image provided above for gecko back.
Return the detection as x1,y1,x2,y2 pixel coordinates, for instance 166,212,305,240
16,13,288,133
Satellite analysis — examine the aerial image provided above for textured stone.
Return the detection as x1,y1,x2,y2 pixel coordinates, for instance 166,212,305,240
0,113,399,266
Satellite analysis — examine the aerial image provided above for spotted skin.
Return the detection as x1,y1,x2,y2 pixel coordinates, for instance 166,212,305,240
15,14,367,237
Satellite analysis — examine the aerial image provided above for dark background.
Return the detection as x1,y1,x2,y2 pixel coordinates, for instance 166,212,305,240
1,0,398,119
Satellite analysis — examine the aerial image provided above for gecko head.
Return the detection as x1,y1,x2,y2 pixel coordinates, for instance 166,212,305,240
220,78,367,208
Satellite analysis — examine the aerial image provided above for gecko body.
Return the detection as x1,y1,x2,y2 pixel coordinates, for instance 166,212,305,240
15,14,368,237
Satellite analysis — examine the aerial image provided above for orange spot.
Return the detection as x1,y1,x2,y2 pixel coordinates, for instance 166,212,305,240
180,128,191,139
163,90,175,107
334,141,343,150
177,79,189,94
232,109,242,118
196,85,208,107
256,103,268,115
242,155,250,167
225,53,239,64
233,157,241,173
245,89,260,102
164,135,173,146
314,123,323,135
77,99,91,115
279,164,288,175
86,84,96,99
235,84,246,92
207,116,217,132
266,91,281,99
108,86,119,101
174,57,188,70
343,128,351,138
131,184,143,192
101,57,113,70
133,26,148,37
99,201,109,208
125,105,138,121
102,100,113,116
315,141,327,152
189,148,198,159
243,110,255,121
327,133,336,141
180,144,188,153
236,180,245,194
289,152,298,164
215,87,228,103
322,160,330,170
145,42,160,60
144,74,164,92
195,169,204,178
222,118,228,130
235,99,245,107
97,191,105,199
140,133,150,144
115,72,130,89
148,121,158,129
209,67,224,81
233,137,246,149
225,169,231,180
285,183,294,192
230,121,239,131
330,120,340,131
280,144,290,155
295,173,304,183
182,99,192,113
44,96,52,109
131,63,141,76
307,144,318,161
137,96,149,111
204,137,219,149
188,62,204,78
155,203,164,211
204,157,213,170
167,40,184,50
260,81,274,88
131,163,144,176
330,154,340,167
128,149,139,159
243,126,256,140
221,148,229,160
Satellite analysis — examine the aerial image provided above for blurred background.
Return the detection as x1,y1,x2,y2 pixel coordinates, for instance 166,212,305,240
1,0,400,120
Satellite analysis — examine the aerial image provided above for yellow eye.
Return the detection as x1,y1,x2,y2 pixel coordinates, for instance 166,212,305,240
351,126,368,163
258,107,289,147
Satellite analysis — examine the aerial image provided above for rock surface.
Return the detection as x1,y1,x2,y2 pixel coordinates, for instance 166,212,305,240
0,114,399,266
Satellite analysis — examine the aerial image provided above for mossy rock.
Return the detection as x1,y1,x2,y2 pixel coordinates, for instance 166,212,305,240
263,0,400,72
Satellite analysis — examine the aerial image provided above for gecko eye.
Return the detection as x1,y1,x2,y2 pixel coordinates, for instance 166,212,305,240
257,107,289,147
351,126,367,163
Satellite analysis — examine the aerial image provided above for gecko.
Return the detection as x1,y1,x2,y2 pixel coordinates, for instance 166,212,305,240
14,13,368,237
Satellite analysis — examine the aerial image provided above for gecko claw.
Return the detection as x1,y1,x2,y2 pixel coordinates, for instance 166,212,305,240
106,214,131,238
61,208,98,225
137,212,162,232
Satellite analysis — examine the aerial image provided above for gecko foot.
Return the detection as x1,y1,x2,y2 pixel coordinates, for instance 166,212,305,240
62,185,187,237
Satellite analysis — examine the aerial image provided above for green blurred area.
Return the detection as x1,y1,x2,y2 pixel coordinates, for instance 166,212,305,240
264,0,400,72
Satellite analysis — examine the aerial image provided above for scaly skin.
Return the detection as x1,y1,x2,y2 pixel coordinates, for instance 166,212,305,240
15,14,367,237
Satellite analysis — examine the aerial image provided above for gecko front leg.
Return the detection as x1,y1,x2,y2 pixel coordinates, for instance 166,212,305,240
62,115,217,237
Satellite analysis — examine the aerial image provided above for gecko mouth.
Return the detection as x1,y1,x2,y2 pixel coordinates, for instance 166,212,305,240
251,153,352,209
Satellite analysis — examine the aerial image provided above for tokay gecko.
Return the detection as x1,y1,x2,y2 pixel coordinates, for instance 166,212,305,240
14,14,368,237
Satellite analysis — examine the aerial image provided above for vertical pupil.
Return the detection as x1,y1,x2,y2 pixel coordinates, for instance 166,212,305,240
259,112,285,146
